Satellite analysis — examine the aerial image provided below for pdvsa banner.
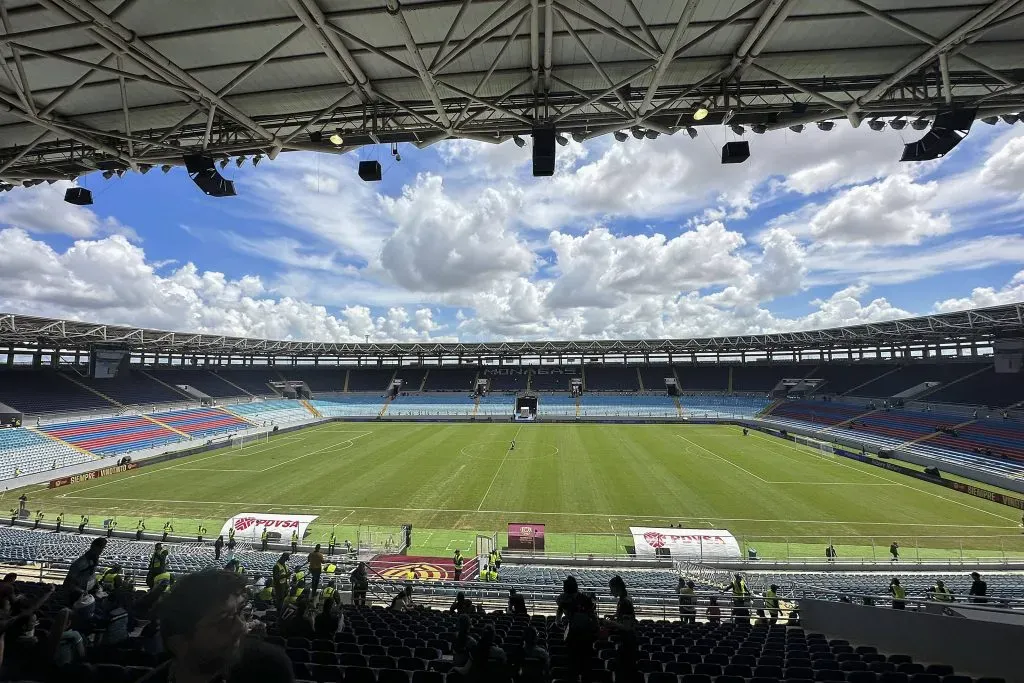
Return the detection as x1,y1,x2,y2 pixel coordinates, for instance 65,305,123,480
629,527,741,560
220,512,318,541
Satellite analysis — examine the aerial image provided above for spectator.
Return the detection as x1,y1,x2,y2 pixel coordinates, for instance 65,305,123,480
606,576,638,673
137,570,249,683
564,592,599,682
51,608,87,667
678,578,696,624
225,638,295,683
390,584,413,612
307,544,325,593
99,588,132,645
63,537,106,595
313,596,341,637
349,562,368,608
555,575,579,622
707,596,721,624
507,587,527,616
280,597,314,639
889,578,906,610
0,573,17,605
452,614,475,667
520,625,550,678
969,572,987,603
454,624,509,682
450,591,474,615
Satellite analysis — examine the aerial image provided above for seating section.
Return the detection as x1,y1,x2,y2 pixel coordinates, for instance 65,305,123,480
531,368,580,391
278,366,348,392
579,395,677,417
927,366,1024,407
477,394,514,416
68,369,186,406
484,370,526,392
677,365,729,392
853,363,987,399
312,395,386,417
584,365,639,391
386,394,476,416
0,368,110,415
151,406,251,438
0,428,94,477
747,569,1024,602
680,395,771,417
807,364,896,395
347,368,396,392
226,400,315,425
210,367,279,395
145,367,252,398
421,367,477,392
638,365,676,392
731,365,799,392
537,394,577,415
37,415,184,456
394,367,428,392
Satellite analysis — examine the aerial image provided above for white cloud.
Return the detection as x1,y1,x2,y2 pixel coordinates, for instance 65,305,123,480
0,181,138,240
933,270,1024,313
977,135,1024,197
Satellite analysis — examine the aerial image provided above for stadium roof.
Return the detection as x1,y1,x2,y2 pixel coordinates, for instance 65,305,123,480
1,0,1023,183
1,302,1022,358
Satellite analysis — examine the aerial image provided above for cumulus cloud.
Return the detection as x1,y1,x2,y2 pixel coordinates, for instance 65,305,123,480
0,181,138,240
933,270,1024,313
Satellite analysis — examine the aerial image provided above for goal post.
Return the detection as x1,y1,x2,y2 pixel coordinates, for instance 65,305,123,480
233,431,270,449
793,433,835,457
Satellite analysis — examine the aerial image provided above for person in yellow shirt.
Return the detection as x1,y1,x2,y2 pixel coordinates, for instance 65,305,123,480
307,543,325,592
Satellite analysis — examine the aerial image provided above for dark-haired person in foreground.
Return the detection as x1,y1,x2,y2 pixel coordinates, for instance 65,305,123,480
137,570,251,683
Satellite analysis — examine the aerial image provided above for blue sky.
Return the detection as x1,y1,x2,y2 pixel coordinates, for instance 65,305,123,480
0,119,1022,342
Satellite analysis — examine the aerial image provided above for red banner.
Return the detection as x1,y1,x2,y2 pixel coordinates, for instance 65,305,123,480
49,462,138,489
507,522,545,551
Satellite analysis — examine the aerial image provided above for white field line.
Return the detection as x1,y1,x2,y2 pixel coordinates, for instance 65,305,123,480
674,432,768,483
476,424,523,511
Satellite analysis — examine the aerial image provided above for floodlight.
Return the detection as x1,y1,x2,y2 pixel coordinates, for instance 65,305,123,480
235,156,246,167
513,135,526,148
684,127,698,139
613,131,629,142
868,119,886,131
693,105,709,121
631,127,645,139
644,129,659,139
329,132,344,146
911,118,929,130
252,154,262,167
730,124,745,136
816,121,835,131
555,134,569,146
1001,114,1019,124
102,170,114,180
161,165,172,173
571,132,587,143
219,158,229,169
309,131,323,143
981,116,999,125
138,164,152,174
788,124,804,133
751,124,767,134
889,119,906,130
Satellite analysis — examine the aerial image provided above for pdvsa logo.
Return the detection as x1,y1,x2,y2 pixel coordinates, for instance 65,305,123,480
380,563,448,581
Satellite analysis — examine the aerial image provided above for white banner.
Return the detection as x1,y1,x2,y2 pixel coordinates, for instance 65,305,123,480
629,527,741,560
220,512,319,541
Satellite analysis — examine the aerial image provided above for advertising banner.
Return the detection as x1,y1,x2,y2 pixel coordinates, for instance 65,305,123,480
507,522,546,551
370,554,479,581
219,512,319,541
629,527,742,560
49,462,138,489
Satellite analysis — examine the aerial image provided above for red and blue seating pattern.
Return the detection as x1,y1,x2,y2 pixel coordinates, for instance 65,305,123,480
38,415,183,456
151,406,250,438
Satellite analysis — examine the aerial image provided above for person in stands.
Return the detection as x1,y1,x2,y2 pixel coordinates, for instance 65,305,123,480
889,577,907,610
147,543,169,589
136,570,249,683
454,624,509,681
678,578,696,624
928,579,954,602
350,562,368,607
450,591,474,614
706,595,721,624
390,584,413,612
63,537,106,595
890,541,900,562
969,572,987,603
214,536,224,561
507,587,528,616
272,554,291,610
564,592,599,682
307,544,325,593
520,625,550,679
555,575,579,623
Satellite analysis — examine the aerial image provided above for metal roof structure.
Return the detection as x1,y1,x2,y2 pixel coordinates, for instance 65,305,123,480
1,303,1022,358
0,0,1023,183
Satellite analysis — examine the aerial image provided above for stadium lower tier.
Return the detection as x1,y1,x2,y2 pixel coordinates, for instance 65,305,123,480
0,427,95,478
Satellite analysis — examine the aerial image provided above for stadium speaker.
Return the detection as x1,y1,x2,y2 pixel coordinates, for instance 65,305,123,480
63,187,93,206
358,160,382,182
721,141,750,164
901,109,975,162
532,126,556,177
183,154,236,197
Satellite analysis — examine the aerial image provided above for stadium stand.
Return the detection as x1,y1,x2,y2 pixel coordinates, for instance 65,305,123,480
386,394,476,416
209,367,279,396
731,364,801,392
37,415,184,456
537,394,577,416
484,371,526,392
531,369,580,391
394,367,429,392
680,395,770,417
421,367,477,392
66,368,188,406
476,394,514,416
743,569,1024,603
278,366,348,392
926,365,1024,407
150,406,250,439
806,363,894,396
0,367,110,415
225,399,315,425
851,362,989,399
144,366,252,399
638,365,676,393
312,395,386,417
584,365,639,391
676,365,729,392
347,368,396,392
579,394,677,417
0,428,94,477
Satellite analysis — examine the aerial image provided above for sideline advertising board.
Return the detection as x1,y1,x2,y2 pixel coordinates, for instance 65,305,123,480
49,462,138,489
507,522,545,551
629,527,742,560
219,512,319,540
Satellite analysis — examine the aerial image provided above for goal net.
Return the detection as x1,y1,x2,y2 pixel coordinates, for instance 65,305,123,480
233,431,270,449
794,433,835,457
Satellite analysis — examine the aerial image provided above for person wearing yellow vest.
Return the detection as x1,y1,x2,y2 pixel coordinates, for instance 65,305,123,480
889,577,907,609
152,569,172,589
106,519,117,538
228,527,235,545
55,512,63,533
488,549,499,571
135,519,145,541
764,584,780,625
291,530,299,553
453,549,464,581
929,579,953,602
729,573,750,624
479,564,498,582
147,543,169,588
261,528,269,551
328,531,337,556
33,510,43,530
98,563,122,591
272,553,291,609
162,521,173,542
321,579,338,606
224,559,244,575
284,581,306,607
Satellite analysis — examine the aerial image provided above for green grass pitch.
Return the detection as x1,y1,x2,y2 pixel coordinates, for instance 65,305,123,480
18,423,1024,561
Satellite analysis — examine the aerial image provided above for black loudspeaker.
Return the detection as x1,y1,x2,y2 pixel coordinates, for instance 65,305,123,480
532,127,556,176
183,154,236,197
721,141,750,164
901,109,974,161
64,187,93,206
359,160,382,182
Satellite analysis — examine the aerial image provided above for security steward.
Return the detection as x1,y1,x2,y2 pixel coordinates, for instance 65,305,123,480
33,511,43,530
328,530,337,556
290,530,299,553
106,519,117,538
98,563,123,592
889,577,907,610
272,553,292,609
764,584,780,625
135,519,145,541
321,579,339,605
162,521,173,542
224,559,244,575
929,579,954,602
261,528,269,551
729,573,750,624
55,512,64,533
78,515,88,534
147,543,169,588
197,524,207,543
228,526,236,547
453,549,464,582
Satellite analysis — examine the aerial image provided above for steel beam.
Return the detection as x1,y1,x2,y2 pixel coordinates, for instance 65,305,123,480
638,0,697,117
429,0,473,72
0,2,33,114
530,0,539,92
748,64,847,111
555,6,634,115
455,12,528,125
554,1,659,60
543,0,553,93
434,0,530,74
384,0,453,130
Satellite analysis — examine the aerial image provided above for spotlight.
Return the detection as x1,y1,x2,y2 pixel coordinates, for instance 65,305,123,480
46,179,57,185
571,132,587,143
613,131,629,142
816,121,835,131
329,132,344,146
685,127,698,139
730,124,745,136
219,158,229,169
184,154,237,197
64,187,93,206
644,129,659,139
788,124,804,133
981,116,999,125
693,104,709,121
235,156,246,167
161,164,172,173
395,153,401,162
0,183,12,192
889,119,906,130
138,164,152,174
1001,114,1019,125
102,170,114,179
868,119,886,131
751,124,767,135
309,131,323,143
556,134,569,146
911,118,929,130
252,154,262,167
513,135,526,148
631,127,645,139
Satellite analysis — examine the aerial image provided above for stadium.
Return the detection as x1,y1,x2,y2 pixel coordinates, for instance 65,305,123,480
1,1,1024,682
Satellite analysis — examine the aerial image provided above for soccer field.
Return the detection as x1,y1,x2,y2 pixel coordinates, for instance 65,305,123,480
19,422,1024,561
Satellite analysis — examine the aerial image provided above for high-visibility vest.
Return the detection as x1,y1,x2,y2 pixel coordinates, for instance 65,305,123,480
325,564,336,574
230,563,244,575
137,521,145,530
330,533,337,546
273,562,289,586
295,570,306,583
322,586,336,601
228,528,235,542
259,585,274,600
891,585,906,600
454,554,464,569
488,551,497,565
732,580,748,596
932,585,953,601
98,569,119,589
261,530,268,542
291,531,298,543
764,589,779,610
153,571,172,586
149,551,167,572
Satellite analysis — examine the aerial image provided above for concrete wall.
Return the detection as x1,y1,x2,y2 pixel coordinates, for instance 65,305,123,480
801,598,1024,680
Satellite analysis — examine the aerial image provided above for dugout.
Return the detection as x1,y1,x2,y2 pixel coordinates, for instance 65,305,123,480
516,395,537,418
0,402,22,428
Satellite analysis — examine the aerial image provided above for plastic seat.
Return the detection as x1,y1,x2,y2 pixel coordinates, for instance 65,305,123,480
847,673,878,683
344,667,377,683
378,670,409,683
